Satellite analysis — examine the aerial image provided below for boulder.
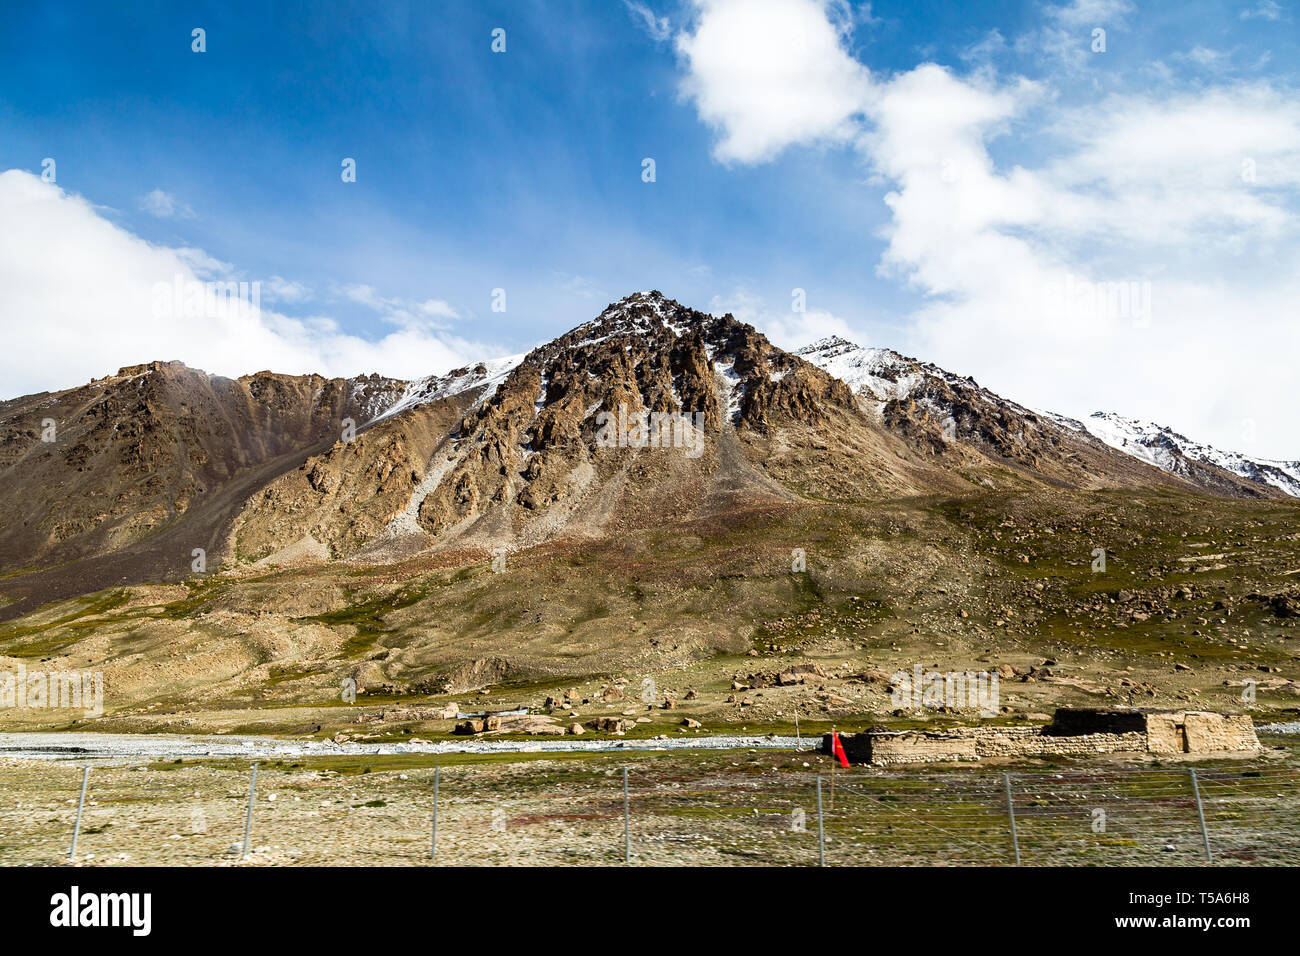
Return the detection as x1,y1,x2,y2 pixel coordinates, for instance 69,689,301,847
771,664,828,686
585,717,635,734
1271,595,1300,618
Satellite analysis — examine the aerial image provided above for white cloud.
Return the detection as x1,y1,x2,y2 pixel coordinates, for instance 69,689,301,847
173,246,231,275
675,0,872,163
263,275,311,303
343,283,460,331
624,1,672,42
1240,0,1287,21
961,28,1010,70
1018,0,1133,75
0,170,492,396
866,72,1300,458
554,272,603,299
1046,0,1134,29
138,188,194,219
1177,45,1234,71
676,1,1300,457
709,289,856,351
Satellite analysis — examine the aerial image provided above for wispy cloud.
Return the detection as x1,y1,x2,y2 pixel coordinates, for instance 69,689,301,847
343,283,460,331
1046,0,1135,28
624,0,672,42
554,272,603,299
138,188,194,219
263,275,311,304
1240,0,1288,21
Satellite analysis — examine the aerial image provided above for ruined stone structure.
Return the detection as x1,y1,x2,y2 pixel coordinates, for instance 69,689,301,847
823,708,1260,766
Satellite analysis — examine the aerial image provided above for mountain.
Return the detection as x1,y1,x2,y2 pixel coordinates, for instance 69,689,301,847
228,291,956,567
0,294,1290,622
796,336,1289,500
1067,412,1300,499
0,360,407,570
0,362,415,619
2,294,1298,733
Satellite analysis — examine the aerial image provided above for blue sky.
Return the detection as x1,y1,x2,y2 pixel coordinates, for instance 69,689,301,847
2,0,1298,455
0,0,897,343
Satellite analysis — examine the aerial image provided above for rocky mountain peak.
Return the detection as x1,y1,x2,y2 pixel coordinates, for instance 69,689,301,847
549,290,711,356
523,291,856,430
241,291,864,558
113,359,189,379
796,335,863,359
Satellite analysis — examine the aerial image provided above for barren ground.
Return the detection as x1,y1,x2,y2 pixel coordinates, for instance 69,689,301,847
2,736,1297,867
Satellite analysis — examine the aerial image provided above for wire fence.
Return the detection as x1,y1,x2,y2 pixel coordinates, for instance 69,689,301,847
2,760,1297,866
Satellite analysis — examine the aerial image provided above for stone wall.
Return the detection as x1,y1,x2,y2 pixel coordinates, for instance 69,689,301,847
1146,711,1259,755
823,708,1259,766
844,725,1148,766
973,727,1147,761
866,731,977,765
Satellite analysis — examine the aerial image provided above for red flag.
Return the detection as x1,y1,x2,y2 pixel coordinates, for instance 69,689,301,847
831,731,850,768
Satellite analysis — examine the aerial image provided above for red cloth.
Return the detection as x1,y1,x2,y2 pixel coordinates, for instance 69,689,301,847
831,731,850,768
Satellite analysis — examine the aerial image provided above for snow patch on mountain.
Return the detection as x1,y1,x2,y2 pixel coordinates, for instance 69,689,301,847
366,354,524,426
568,290,687,347
344,376,407,423
534,373,550,418
713,359,744,424
796,335,982,426
795,335,966,408
1077,412,1300,498
799,336,1300,498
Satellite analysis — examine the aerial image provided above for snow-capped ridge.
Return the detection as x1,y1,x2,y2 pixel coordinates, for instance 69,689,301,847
797,335,1300,499
796,336,970,409
1080,412,1300,498
364,353,524,426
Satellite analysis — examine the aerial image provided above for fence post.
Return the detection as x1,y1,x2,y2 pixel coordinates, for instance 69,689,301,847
1190,769,1213,863
1004,772,1020,866
816,775,825,867
431,765,439,861
242,762,258,861
623,767,631,864
794,708,801,751
69,766,90,863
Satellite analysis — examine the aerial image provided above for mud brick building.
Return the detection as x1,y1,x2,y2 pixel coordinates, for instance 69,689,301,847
823,708,1260,766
